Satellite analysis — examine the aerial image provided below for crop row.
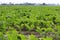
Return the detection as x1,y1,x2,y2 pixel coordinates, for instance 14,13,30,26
0,6,60,40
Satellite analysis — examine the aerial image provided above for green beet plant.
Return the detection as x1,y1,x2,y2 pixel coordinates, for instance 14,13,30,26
29,34,39,40
6,30,18,40
19,34,27,40
0,32,5,40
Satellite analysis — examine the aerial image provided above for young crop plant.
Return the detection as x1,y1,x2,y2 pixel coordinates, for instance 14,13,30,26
36,27,42,34
19,34,27,40
0,6,60,40
0,21,6,33
6,30,18,40
43,37,53,40
0,32,5,40
29,34,39,40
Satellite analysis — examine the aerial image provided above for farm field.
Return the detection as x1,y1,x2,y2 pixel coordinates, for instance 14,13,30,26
0,5,60,40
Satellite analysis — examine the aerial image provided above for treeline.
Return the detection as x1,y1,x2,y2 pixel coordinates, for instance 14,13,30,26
0,2,57,6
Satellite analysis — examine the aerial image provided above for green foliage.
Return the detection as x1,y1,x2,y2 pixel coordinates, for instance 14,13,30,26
43,37,53,40
36,27,41,33
0,32,4,40
0,6,60,40
46,28,54,33
29,34,38,40
19,34,27,40
6,30,18,40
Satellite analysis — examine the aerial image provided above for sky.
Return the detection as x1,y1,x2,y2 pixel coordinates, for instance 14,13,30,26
0,0,60,4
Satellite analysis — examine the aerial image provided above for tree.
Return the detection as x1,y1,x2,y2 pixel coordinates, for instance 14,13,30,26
43,3,46,5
